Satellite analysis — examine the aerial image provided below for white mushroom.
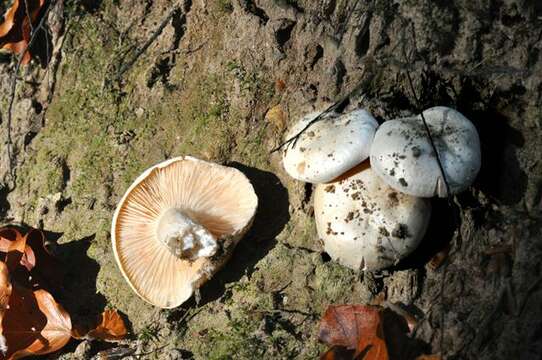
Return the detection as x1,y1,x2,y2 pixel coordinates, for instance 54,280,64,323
314,162,431,271
282,109,378,183
111,156,258,308
370,106,481,197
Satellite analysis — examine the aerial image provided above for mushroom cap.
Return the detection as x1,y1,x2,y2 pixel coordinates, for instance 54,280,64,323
111,156,258,308
314,162,431,271
370,106,481,197
282,109,378,183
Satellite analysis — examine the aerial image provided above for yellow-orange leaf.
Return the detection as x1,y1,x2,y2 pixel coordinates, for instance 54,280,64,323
73,310,127,341
0,0,46,64
265,105,287,131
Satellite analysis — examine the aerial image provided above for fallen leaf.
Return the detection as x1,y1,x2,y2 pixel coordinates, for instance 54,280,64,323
0,228,62,290
318,305,380,350
0,1,18,37
0,0,46,64
2,284,72,360
73,310,128,341
23,229,63,289
0,262,12,357
0,228,29,271
265,105,287,131
275,79,286,92
428,244,450,270
415,355,441,360
0,227,127,359
319,305,434,360
0,228,72,359
320,346,355,360
0,228,28,287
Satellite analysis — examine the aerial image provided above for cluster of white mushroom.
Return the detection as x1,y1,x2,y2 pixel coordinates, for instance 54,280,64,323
109,107,481,308
282,106,481,271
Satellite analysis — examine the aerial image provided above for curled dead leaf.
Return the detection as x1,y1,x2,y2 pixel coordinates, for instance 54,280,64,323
318,305,381,350
320,346,355,360
319,305,432,360
0,1,18,37
73,309,128,341
0,262,12,357
0,228,72,359
0,227,127,359
0,0,46,64
2,283,72,360
0,228,62,291
265,105,287,131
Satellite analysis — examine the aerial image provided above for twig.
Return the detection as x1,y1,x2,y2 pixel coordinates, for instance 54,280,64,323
24,0,35,34
133,345,168,359
403,69,451,197
114,2,184,81
160,39,208,56
4,0,56,189
270,73,368,154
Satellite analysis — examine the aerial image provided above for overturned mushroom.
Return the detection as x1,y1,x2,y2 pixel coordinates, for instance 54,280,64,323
111,157,258,308
314,162,431,271
282,109,378,183
370,106,481,197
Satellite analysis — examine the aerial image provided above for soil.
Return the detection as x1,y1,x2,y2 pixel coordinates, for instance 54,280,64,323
1,0,541,359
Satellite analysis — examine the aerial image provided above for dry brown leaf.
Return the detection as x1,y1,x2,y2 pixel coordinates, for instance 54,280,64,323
23,229,63,289
320,346,356,360
275,79,286,92
428,244,451,270
318,305,435,360
2,285,72,360
0,262,12,356
0,1,18,37
318,305,389,360
0,0,46,64
415,356,441,360
265,105,287,131
73,310,128,341
0,228,29,271
0,228,62,290
0,227,128,359
0,228,71,359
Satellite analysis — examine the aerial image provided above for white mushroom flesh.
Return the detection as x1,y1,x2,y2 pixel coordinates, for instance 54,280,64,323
314,163,431,271
156,208,218,261
282,109,379,183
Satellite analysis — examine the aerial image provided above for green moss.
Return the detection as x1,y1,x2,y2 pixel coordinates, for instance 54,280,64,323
226,61,275,101
205,316,266,359
312,262,357,309
215,0,234,13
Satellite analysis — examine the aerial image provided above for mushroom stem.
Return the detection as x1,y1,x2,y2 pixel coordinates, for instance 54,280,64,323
156,208,217,261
